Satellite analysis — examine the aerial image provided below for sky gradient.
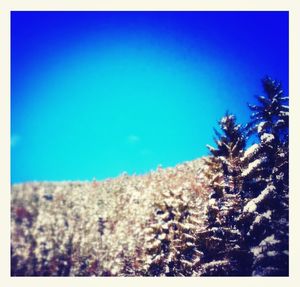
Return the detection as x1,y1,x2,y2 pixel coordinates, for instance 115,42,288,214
11,12,288,183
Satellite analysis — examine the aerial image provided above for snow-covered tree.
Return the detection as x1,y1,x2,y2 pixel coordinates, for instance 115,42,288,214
142,187,203,276
207,112,247,195
241,77,289,276
198,113,252,276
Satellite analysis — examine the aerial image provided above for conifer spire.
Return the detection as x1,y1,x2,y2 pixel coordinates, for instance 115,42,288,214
199,113,252,276
242,76,289,276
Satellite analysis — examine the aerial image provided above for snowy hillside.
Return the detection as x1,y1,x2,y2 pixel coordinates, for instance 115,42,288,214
11,158,209,276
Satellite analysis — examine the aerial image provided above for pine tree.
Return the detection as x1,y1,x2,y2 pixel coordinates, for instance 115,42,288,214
198,113,252,276
142,187,203,276
241,77,289,276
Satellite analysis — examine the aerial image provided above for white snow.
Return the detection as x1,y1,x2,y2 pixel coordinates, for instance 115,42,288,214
244,201,257,213
186,242,195,247
208,198,217,206
255,185,275,204
257,121,266,134
158,233,167,240
218,156,227,164
220,115,234,124
275,119,285,127
244,185,275,213
211,236,223,242
211,227,220,232
251,246,261,257
251,235,279,257
242,144,259,161
261,133,275,144
180,222,196,230
281,105,289,110
162,223,169,230
242,158,263,177
146,239,161,250
279,111,289,117
206,144,216,152
261,234,280,246
145,234,156,241
276,172,284,181
202,259,229,269
267,251,277,257
250,210,272,230
222,227,241,236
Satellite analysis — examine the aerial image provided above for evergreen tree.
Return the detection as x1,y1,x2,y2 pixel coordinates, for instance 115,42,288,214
241,77,289,276
198,113,252,276
142,187,203,276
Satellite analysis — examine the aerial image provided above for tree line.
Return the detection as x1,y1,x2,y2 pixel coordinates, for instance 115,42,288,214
143,76,289,276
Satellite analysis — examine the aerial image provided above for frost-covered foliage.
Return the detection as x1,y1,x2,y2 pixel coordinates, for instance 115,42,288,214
242,77,289,276
142,186,204,276
243,184,275,213
198,77,289,276
198,113,252,276
11,158,207,276
248,77,289,143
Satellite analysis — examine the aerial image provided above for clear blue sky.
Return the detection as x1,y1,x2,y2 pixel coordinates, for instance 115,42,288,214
11,12,288,183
